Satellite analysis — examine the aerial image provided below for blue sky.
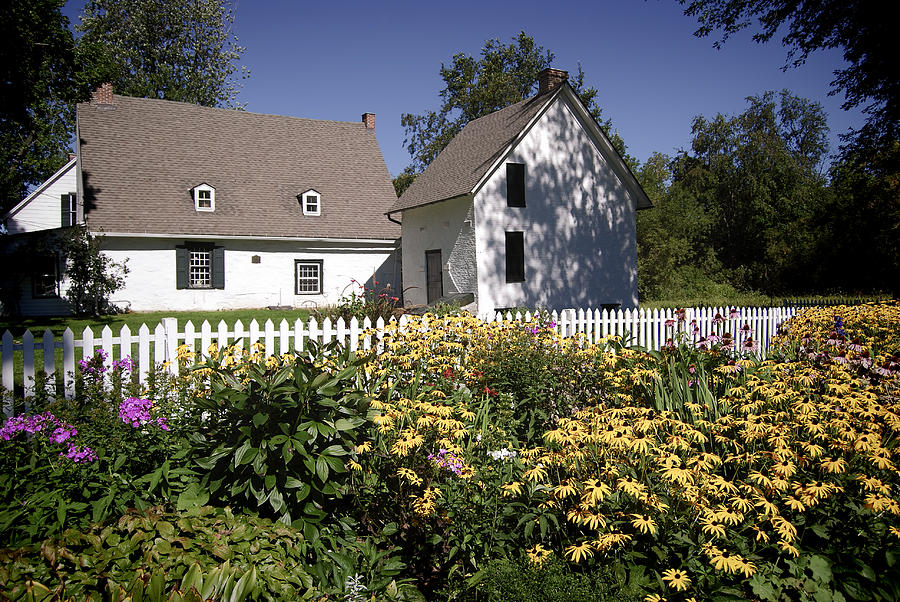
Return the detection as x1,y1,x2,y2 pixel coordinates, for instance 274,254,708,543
64,0,864,177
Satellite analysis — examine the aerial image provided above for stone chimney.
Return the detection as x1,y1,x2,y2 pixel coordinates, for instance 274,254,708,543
91,82,114,106
538,68,569,95
362,112,375,129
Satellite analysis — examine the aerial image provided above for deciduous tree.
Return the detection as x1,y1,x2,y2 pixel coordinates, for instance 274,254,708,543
0,0,83,214
680,0,898,152
76,0,247,108
399,32,630,183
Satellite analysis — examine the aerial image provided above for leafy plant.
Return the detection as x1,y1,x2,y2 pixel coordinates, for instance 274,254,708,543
188,341,373,536
0,506,320,601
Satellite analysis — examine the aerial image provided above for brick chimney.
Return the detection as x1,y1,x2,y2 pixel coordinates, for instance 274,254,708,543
362,112,375,129
91,82,114,106
538,68,568,95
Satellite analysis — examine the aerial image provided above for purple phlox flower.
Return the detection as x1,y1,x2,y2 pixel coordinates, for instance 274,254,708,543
429,448,464,476
546,321,556,329
118,397,168,430
48,426,77,444
62,443,97,463
112,356,134,372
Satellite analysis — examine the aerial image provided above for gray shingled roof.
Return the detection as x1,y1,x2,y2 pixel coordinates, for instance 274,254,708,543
77,95,399,239
389,92,555,214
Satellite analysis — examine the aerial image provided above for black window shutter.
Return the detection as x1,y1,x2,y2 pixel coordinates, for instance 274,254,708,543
506,163,525,207
61,195,71,227
212,245,225,289
175,246,188,289
505,231,525,282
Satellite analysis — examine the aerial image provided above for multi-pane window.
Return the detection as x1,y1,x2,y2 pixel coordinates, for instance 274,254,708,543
61,193,77,226
197,189,212,209
295,260,323,294
32,254,59,298
193,184,215,212
189,246,212,288
300,189,321,216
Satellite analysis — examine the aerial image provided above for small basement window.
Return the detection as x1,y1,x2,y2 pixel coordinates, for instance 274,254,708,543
192,184,215,212
299,189,321,216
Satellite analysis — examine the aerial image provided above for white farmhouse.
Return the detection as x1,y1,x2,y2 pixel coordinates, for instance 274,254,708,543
388,69,652,316
1,84,400,315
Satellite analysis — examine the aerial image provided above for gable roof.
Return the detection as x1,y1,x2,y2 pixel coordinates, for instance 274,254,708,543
389,84,652,214
77,95,399,240
3,157,77,221
389,92,555,214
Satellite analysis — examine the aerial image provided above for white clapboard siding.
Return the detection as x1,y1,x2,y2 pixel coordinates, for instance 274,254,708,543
1,306,802,416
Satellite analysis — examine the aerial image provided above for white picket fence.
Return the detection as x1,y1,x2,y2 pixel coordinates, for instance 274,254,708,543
1,306,801,415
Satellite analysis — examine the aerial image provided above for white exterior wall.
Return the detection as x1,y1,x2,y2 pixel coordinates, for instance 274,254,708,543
400,196,476,307
473,98,639,314
100,236,400,312
4,161,77,235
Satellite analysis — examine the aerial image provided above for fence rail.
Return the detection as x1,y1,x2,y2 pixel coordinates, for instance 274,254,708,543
1,306,801,415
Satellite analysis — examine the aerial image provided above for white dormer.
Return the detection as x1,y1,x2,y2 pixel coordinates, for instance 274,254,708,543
193,183,215,212
299,189,321,216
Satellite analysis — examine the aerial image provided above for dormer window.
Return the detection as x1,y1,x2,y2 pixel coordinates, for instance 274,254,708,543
299,189,321,216
193,184,215,212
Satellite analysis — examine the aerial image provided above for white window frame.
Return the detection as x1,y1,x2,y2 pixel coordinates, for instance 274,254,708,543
188,244,213,288
300,189,321,216
193,184,215,212
295,259,323,295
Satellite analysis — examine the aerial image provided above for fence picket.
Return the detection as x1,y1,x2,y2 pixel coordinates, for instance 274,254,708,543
1,306,813,403
63,328,75,399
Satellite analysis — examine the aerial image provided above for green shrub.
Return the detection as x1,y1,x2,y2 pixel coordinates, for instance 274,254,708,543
459,556,643,601
0,506,319,601
188,341,373,537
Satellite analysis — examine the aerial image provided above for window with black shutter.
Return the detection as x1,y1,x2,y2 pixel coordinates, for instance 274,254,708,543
505,231,525,283
176,243,224,289
60,193,77,227
506,163,525,207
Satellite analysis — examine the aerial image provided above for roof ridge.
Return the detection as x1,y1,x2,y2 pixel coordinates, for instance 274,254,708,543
84,93,369,128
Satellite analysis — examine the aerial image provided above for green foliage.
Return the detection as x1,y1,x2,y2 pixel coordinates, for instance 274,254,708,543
312,280,401,323
400,31,630,177
0,0,85,214
63,226,129,316
188,342,371,531
461,556,642,601
0,506,319,601
637,91,834,297
681,0,899,152
76,0,247,108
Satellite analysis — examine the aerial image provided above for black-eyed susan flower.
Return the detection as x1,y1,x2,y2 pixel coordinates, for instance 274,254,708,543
630,514,658,535
661,568,692,591
565,541,594,563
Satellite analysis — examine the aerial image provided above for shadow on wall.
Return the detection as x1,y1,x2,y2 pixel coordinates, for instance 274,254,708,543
369,241,403,302
478,104,639,311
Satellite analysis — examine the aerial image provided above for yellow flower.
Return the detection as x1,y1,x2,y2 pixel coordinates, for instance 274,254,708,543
700,514,727,539
644,595,667,602
564,541,594,563
630,513,658,535
523,465,549,483
501,481,524,497
526,544,552,567
581,479,612,504
661,568,692,591
820,456,847,474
